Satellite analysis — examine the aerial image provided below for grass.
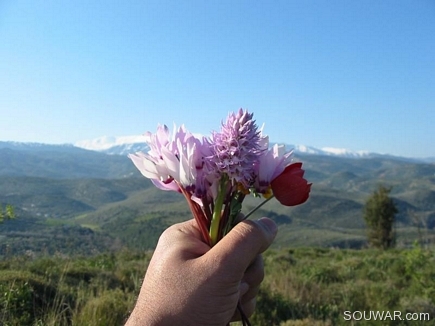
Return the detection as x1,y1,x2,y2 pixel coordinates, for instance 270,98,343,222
1,246,435,325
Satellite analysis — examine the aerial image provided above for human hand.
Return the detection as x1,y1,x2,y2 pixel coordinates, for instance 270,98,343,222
125,217,277,326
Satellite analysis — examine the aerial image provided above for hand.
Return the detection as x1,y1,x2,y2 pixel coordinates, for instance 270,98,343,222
125,217,277,326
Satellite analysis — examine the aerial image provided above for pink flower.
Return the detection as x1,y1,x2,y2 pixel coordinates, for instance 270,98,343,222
207,109,264,188
128,124,207,193
254,141,294,194
271,162,311,206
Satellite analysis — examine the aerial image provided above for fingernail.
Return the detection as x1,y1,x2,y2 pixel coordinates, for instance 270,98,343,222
257,217,278,236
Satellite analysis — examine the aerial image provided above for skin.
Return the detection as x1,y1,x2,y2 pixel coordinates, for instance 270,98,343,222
125,217,277,326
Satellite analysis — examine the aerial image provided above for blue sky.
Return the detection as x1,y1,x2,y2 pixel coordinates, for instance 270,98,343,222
1,1,434,158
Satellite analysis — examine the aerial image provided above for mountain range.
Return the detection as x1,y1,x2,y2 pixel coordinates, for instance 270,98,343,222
74,135,435,162
0,139,434,257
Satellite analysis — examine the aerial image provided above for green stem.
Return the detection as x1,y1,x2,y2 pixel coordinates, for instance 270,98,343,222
209,176,228,246
244,195,275,220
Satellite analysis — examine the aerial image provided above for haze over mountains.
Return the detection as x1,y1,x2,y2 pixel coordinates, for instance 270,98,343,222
1,139,434,257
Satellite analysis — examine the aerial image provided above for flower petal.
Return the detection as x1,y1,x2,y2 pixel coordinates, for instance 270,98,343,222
128,152,159,179
151,178,180,192
271,163,311,206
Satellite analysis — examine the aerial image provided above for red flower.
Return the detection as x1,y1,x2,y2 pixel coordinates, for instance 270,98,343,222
271,162,311,206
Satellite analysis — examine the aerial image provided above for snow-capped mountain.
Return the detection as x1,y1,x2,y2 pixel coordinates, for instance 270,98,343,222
75,135,149,156
1,137,432,162
292,145,372,158
73,135,435,162
74,135,378,159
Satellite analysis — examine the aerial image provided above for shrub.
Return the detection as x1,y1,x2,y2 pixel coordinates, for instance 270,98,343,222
72,288,133,326
363,185,398,249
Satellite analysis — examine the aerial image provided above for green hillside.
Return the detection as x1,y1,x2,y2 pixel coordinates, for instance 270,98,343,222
1,145,435,257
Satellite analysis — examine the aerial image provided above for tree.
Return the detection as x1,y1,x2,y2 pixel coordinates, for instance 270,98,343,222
363,185,398,249
0,204,15,223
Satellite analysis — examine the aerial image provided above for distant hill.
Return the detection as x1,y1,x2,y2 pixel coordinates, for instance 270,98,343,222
0,141,138,179
0,140,434,257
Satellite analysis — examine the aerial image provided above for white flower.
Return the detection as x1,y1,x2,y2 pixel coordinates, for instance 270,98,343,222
129,124,206,192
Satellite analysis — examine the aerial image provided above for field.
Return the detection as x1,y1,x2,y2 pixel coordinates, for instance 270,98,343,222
1,246,435,326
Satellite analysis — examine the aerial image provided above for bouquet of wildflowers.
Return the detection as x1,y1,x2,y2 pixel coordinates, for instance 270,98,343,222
130,109,310,245
129,109,310,324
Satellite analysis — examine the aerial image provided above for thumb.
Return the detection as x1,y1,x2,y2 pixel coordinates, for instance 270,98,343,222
208,218,278,277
